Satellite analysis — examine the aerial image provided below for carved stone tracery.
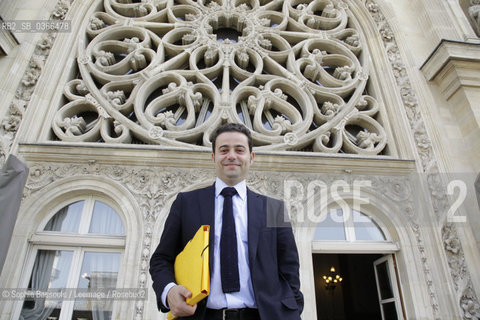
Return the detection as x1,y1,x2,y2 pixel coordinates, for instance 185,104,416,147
52,0,388,155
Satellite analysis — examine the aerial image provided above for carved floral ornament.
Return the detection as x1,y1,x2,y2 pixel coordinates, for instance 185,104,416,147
52,0,388,155
469,0,480,36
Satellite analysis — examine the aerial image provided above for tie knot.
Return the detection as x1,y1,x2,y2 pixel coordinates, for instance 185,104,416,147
221,187,237,198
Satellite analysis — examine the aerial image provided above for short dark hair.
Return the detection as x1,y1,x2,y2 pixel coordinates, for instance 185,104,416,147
211,123,253,153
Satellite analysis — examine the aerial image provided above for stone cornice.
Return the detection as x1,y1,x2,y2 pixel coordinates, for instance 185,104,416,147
421,39,480,81
0,27,19,55
18,142,416,175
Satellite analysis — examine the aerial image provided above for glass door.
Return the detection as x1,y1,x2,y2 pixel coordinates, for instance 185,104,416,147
373,255,404,320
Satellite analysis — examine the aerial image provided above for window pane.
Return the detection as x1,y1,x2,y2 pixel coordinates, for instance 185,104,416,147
375,261,394,300
21,250,73,319
313,209,346,241
44,201,84,232
89,201,125,235
382,301,399,320
73,252,121,320
77,252,120,288
353,211,386,241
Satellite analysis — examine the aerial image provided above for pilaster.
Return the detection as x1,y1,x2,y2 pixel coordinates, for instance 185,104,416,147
421,40,480,170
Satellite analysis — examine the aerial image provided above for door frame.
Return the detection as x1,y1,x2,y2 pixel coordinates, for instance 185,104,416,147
311,241,405,320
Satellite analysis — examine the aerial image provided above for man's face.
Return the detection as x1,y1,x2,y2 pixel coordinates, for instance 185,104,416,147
212,131,255,186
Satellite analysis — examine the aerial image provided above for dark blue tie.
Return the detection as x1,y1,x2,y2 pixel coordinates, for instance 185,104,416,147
220,187,240,293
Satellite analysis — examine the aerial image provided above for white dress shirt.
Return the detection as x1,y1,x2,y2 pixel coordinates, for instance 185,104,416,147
207,178,256,309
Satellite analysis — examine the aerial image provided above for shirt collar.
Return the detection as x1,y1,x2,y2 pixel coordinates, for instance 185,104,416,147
215,177,247,201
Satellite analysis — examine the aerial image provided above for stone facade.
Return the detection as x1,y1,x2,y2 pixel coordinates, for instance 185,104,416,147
0,0,479,319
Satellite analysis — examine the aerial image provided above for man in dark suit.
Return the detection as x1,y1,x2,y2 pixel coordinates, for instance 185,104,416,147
150,123,303,319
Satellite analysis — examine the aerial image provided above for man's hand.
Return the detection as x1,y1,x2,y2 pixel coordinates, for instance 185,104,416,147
167,285,197,317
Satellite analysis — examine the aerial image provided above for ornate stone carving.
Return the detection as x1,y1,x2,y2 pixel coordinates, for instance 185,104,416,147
35,34,55,56
468,0,480,36
461,285,480,320
443,223,468,291
52,0,389,155
51,0,70,20
0,0,74,165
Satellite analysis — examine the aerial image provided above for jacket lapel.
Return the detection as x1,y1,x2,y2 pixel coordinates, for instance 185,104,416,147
247,188,264,268
198,184,216,270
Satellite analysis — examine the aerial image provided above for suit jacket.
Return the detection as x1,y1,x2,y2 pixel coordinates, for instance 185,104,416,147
149,184,304,319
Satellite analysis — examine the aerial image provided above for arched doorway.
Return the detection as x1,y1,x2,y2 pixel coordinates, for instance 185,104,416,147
312,209,404,320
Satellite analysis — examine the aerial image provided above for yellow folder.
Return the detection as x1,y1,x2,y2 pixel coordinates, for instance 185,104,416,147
167,225,210,320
